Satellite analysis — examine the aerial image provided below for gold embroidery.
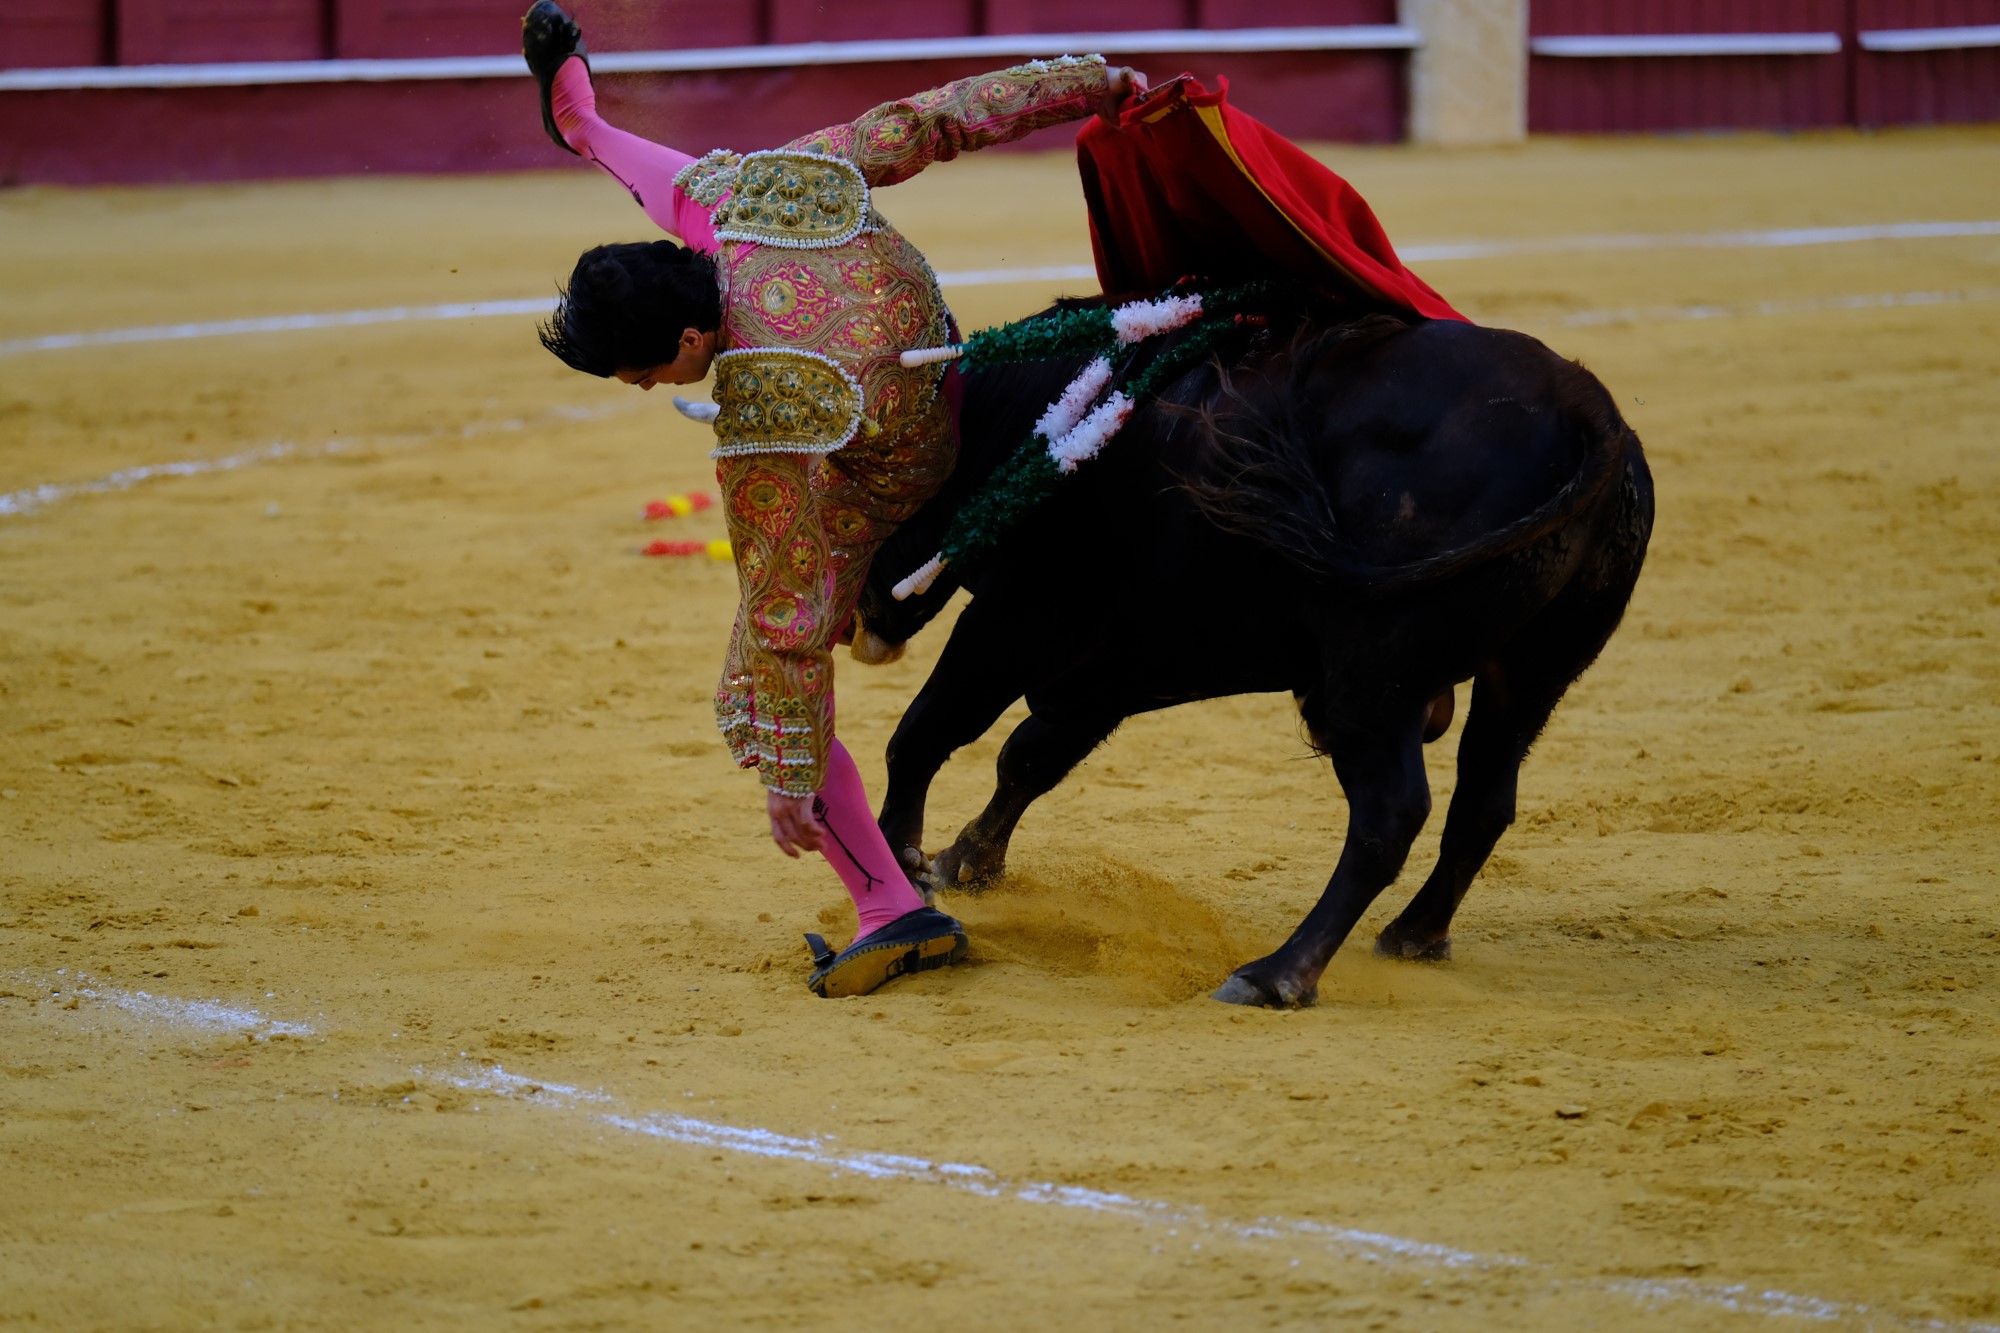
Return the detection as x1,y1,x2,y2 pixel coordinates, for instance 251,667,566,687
711,349,863,457
714,151,869,249
719,229,950,448
703,61,1109,795
792,55,1108,190
673,149,741,207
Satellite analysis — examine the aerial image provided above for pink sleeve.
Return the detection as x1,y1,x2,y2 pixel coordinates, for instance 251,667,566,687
672,190,720,254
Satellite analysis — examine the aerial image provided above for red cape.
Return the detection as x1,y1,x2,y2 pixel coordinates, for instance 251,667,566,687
1076,76,1468,323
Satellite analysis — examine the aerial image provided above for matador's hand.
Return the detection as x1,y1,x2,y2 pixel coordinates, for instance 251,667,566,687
1099,66,1149,124
767,791,826,858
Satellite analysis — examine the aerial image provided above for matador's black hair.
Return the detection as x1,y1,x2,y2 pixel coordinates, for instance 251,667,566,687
538,240,723,377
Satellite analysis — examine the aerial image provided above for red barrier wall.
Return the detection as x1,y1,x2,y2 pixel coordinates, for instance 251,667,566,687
1530,0,1850,133
1856,0,2000,125
0,49,1403,186
1529,0,2000,133
114,0,328,64
2,0,1993,184
1199,0,1395,23
2,0,109,66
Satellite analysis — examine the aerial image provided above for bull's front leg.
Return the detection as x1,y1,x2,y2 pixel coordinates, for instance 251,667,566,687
1214,707,1432,1008
877,598,1029,880
931,706,1122,889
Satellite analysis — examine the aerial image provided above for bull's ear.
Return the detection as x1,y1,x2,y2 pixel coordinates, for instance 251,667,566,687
851,628,906,665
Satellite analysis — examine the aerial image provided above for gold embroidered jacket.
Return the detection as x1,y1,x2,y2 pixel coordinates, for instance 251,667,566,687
692,57,1113,797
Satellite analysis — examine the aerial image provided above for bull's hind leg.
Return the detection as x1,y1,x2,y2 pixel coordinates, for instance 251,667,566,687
1373,672,1544,962
931,707,1122,889
877,598,1030,878
1214,704,1432,1008
1377,569,1647,961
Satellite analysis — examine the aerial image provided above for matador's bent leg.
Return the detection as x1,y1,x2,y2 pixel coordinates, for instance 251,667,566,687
530,14,719,248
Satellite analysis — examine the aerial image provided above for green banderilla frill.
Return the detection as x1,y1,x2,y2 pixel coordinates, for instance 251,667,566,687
890,284,1265,602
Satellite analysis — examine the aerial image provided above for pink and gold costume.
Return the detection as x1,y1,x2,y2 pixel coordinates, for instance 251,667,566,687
629,57,1114,797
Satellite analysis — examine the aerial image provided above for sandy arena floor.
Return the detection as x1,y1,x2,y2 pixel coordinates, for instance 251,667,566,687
2,127,1997,1329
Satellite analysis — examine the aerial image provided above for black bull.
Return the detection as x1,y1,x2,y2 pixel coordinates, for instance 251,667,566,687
852,309,1656,1008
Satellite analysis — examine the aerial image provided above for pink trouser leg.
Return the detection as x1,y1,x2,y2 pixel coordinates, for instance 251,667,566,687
814,740,927,939
549,59,718,250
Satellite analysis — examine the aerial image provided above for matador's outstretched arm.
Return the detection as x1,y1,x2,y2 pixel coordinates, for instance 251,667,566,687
785,56,1123,189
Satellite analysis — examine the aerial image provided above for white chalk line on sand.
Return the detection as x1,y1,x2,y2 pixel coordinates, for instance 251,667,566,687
1555,286,2000,328
0,265,1096,357
444,1064,1993,1331
0,401,625,519
1,438,322,518
436,1063,1513,1272
20,970,318,1040
20,975,1997,1332
3,219,1996,358
1407,218,2000,263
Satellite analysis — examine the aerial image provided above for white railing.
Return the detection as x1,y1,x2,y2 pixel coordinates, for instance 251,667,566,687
1533,26,2000,59
1857,24,2000,52
1530,33,1841,58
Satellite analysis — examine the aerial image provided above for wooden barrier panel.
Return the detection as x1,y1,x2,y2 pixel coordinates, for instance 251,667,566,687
985,0,1191,32
1527,0,2000,131
334,0,761,59
1533,0,1844,36
1200,0,1395,23
588,1,766,51
768,0,978,43
1529,0,1851,133
0,0,109,68
336,0,516,58
115,0,328,66
1856,0,2000,125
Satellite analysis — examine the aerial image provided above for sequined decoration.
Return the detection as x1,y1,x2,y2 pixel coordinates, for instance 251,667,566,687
671,148,742,207
710,349,864,458
714,151,870,250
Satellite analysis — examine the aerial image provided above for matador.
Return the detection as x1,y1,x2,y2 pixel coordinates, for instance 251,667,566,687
524,1,1143,997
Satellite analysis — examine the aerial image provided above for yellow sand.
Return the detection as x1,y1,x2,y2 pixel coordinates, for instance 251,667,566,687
2,129,1996,1329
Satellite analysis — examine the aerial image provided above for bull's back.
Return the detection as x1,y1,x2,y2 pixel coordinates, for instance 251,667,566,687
1306,322,1619,570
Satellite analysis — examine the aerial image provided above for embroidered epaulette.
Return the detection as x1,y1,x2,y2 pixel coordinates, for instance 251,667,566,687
713,150,871,250
1007,53,1106,75
672,149,742,208
709,348,863,458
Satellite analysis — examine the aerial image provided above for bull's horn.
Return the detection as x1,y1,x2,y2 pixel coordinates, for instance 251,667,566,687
672,396,720,423
898,345,963,368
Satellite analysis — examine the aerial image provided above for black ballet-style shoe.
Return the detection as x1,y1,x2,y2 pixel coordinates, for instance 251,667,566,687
521,0,587,156
805,906,969,999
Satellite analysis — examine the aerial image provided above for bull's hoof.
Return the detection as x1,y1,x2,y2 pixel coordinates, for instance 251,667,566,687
894,845,940,902
931,840,1002,892
1373,928,1452,963
1211,969,1316,1009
